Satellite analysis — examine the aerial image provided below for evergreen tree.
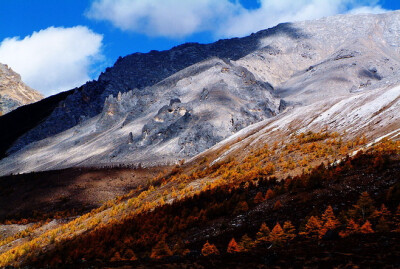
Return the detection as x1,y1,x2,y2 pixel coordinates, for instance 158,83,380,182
300,216,322,239
321,205,340,236
254,192,265,204
265,189,275,200
110,251,121,262
256,222,271,244
282,221,296,241
227,238,242,253
376,217,390,232
349,192,376,221
273,200,282,211
371,204,392,225
201,241,220,256
339,219,360,238
123,249,137,261
172,238,190,257
322,205,340,227
150,237,173,259
269,223,285,246
378,204,391,219
360,220,374,234
233,201,249,215
239,234,253,252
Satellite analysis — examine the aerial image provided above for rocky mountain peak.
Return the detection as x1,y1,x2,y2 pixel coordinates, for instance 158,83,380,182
0,63,43,115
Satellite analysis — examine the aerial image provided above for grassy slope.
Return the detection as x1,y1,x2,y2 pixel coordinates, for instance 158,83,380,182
0,132,399,267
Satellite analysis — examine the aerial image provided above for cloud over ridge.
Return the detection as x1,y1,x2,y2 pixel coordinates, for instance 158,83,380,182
0,26,103,96
87,0,388,39
86,0,241,38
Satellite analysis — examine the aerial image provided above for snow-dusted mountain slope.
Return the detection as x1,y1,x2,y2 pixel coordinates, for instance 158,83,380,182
1,11,400,176
194,83,400,167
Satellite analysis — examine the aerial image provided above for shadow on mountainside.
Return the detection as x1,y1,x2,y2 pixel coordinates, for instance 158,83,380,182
0,23,308,160
0,166,169,222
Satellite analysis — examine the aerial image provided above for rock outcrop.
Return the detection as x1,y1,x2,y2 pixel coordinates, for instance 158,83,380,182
0,64,43,115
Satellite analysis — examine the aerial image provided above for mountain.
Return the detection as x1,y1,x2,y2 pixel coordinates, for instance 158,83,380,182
1,11,400,175
0,63,43,115
2,26,279,156
0,11,399,268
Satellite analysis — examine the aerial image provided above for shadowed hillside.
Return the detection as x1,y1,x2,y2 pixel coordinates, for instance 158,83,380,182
0,133,398,268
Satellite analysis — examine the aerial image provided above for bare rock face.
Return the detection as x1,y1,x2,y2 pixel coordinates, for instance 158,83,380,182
1,11,400,175
94,58,280,164
5,22,302,155
0,64,43,115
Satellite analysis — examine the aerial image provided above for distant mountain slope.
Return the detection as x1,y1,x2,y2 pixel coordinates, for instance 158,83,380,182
4,23,301,156
1,11,400,175
0,58,282,174
0,63,43,115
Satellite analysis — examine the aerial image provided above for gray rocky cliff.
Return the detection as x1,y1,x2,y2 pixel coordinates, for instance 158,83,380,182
0,64,43,115
7,22,306,154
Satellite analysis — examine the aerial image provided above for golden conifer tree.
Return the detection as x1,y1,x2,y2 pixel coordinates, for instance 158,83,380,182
265,189,275,200
150,237,173,259
339,219,360,238
320,205,341,237
201,241,220,256
282,221,296,241
273,200,282,211
254,192,265,204
321,205,340,228
256,222,271,244
349,192,376,221
239,234,253,252
371,204,391,223
227,238,242,253
269,223,285,246
360,220,374,234
300,216,322,239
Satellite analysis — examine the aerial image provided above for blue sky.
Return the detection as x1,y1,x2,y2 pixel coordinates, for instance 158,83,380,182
0,0,398,96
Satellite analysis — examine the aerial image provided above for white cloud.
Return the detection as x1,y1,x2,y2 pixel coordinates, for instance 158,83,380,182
348,5,387,14
221,0,348,37
87,0,389,38
86,0,241,38
0,26,103,96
